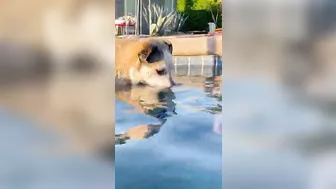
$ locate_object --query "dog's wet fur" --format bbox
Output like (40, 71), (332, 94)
(115, 39), (175, 89)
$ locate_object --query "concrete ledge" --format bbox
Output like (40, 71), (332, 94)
(117, 34), (222, 56)
(155, 35), (222, 56)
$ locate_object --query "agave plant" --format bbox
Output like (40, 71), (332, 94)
(143, 3), (188, 36)
(169, 12), (189, 33)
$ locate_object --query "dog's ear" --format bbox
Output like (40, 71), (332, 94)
(163, 40), (173, 54)
(138, 43), (152, 63)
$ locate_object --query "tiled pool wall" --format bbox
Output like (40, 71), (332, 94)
(172, 55), (222, 78)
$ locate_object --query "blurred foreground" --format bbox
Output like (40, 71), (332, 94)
(223, 0), (336, 189)
(0, 62), (115, 188)
(0, 0), (115, 188)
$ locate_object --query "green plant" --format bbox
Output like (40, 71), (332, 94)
(143, 3), (188, 36)
(191, 0), (210, 10)
(177, 0), (186, 12)
(177, 0), (222, 31)
(170, 12), (189, 33)
(206, 0), (221, 27)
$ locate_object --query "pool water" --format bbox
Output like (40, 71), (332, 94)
(2, 62), (335, 189)
(115, 76), (222, 189)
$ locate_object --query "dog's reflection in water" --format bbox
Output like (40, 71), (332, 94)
(115, 86), (176, 145)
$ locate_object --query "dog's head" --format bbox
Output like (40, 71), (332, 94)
(130, 39), (175, 89)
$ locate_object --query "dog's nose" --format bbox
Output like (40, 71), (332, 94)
(169, 78), (177, 87)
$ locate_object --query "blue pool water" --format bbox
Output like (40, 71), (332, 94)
(115, 77), (222, 189)
(3, 56), (334, 189)
(1, 70), (335, 189)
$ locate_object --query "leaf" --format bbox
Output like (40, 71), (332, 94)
(157, 15), (165, 26)
(150, 24), (158, 35)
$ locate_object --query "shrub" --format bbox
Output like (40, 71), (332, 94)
(177, 0), (222, 32)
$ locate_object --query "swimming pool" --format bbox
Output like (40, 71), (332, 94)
(3, 51), (334, 189)
(115, 56), (222, 189)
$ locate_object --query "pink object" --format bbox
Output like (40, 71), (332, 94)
(115, 23), (136, 27)
(207, 32), (215, 36)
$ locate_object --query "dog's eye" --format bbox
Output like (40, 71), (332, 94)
(156, 69), (167, 76)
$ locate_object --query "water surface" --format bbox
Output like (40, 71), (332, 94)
(115, 76), (222, 189)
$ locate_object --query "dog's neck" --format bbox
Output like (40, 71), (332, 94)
(115, 61), (141, 83)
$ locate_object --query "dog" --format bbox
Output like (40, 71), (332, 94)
(115, 39), (175, 89)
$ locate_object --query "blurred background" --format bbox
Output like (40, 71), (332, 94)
(223, 0), (336, 189)
(0, 0), (115, 188)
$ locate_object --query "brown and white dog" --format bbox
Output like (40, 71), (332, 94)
(115, 39), (175, 89)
